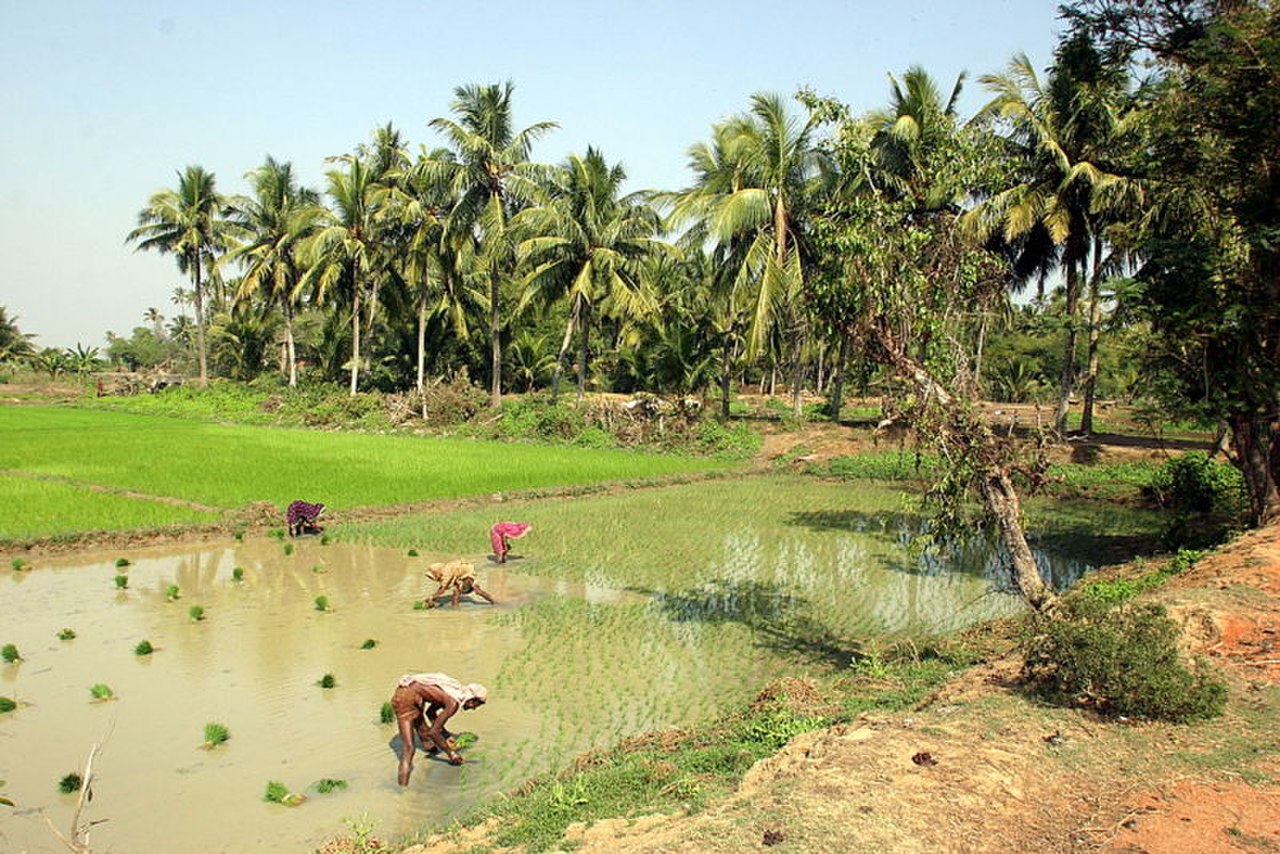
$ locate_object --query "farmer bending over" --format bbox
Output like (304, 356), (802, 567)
(489, 521), (532, 563)
(390, 673), (487, 785)
(424, 560), (496, 608)
(286, 500), (325, 537)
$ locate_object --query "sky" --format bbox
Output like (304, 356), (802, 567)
(0, 0), (1068, 351)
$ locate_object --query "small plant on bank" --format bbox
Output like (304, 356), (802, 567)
(188, 605), (205, 622)
(379, 701), (394, 724)
(134, 640), (155, 656)
(114, 574), (129, 589)
(115, 558), (130, 568)
(90, 683), (114, 701)
(2, 644), (20, 663)
(360, 638), (377, 650)
(232, 567), (244, 582)
(58, 773), (83, 794)
(318, 673), (336, 689)
(165, 584), (180, 601)
(0, 696), (16, 713)
(203, 722), (230, 747)
(1022, 596), (1228, 723)
(58, 628), (76, 640)
(263, 780), (306, 806)
(314, 595), (329, 612)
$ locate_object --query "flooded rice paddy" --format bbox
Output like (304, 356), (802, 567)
(0, 477), (1158, 852)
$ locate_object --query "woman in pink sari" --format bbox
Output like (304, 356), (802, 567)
(489, 521), (531, 563)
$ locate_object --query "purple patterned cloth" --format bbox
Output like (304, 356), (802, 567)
(286, 500), (325, 535)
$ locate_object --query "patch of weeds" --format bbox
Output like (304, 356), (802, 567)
(188, 605), (205, 622)
(337, 813), (382, 853)
(57, 628), (76, 640)
(318, 673), (336, 689)
(1080, 548), (1205, 607)
(263, 780), (306, 806)
(1023, 596), (1227, 722)
(1, 644), (20, 664)
(270, 529), (286, 540)
(203, 722), (230, 747)
(58, 774), (83, 794)
(134, 639), (154, 656)
(90, 683), (114, 701)
(312, 778), (347, 794)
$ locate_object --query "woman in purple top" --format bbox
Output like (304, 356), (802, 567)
(286, 500), (326, 537)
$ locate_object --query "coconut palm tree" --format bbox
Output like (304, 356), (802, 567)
(963, 36), (1132, 434)
(228, 156), (322, 386)
(428, 81), (558, 407)
(0, 306), (36, 363)
(516, 147), (669, 400)
(669, 93), (831, 416)
(128, 166), (239, 386)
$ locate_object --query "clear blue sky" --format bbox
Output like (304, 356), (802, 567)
(0, 0), (1067, 351)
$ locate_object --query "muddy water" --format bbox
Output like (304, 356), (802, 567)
(0, 521), (1094, 852)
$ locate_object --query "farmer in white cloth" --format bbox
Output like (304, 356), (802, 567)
(389, 672), (487, 785)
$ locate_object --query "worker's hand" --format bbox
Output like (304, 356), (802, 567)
(447, 752), (464, 766)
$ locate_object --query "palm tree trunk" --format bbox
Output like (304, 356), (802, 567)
(829, 329), (850, 421)
(790, 325), (804, 418)
(284, 301), (297, 387)
(551, 296), (579, 402)
(1053, 259), (1081, 434)
(1080, 243), (1106, 434)
(192, 257), (208, 387)
(416, 292), (427, 392)
(576, 302), (590, 402)
(720, 337), (734, 420)
(489, 270), (502, 408)
(349, 287), (361, 396)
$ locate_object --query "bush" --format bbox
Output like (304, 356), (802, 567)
(1022, 596), (1227, 723)
(1145, 451), (1246, 516)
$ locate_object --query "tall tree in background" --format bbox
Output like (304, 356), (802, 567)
(229, 156), (321, 386)
(128, 165), (237, 386)
(428, 82), (558, 407)
(517, 147), (668, 400)
(1065, 0), (1280, 523)
(0, 306), (36, 363)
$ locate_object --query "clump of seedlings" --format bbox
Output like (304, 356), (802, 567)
(283, 543), (294, 556)
(270, 529), (286, 540)
(114, 574), (129, 590)
(134, 640), (155, 656)
(58, 773), (83, 794)
(314, 595), (330, 612)
(360, 638), (377, 650)
(90, 683), (114, 701)
(317, 673), (336, 689)
(0, 697), (16, 713)
(203, 722), (230, 748)
(311, 564), (326, 574)
(57, 628), (76, 640)
(10, 557), (29, 571)
(165, 584), (181, 601)
(2, 644), (21, 664)
(188, 605), (205, 622)
(114, 558), (130, 568)
(407, 549), (419, 557)
(232, 567), (245, 582)
(412, 601), (428, 611)
(379, 702), (394, 724)
(312, 778), (347, 794)
(320, 535), (331, 545)
(263, 780), (305, 806)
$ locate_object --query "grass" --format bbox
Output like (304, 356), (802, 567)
(0, 406), (733, 539)
(133, 639), (154, 656)
(1, 644), (19, 663)
(89, 683), (114, 701)
(203, 722), (230, 747)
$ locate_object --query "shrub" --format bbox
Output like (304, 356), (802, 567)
(1023, 597), (1227, 723)
(1145, 451), (1247, 516)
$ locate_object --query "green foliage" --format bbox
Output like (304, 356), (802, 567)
(360, 638), (377, 650)
(312, 778), (347, 794)
(314, 595), (329, 612)
(1, 643), (20, 663)
(10, 557), (28, 570)
(263, 780), (305, 805)
(57, 628), (76, 640)
(1145, 451), (1246, 516)
(58, 773), (83, 794)
(232, 567), (244, 582)
(204, 722), (230, 746)
(113, 573), (129, 589)
(824, 452), (944, 481)
(90, 683), (114, 701)
(379, 701), (394, 724)
(188, 605), (205, 622)
(1023, 597), (1227, 723)
(134, 639), (154, 656)
(165, 584), (180, 600)
(283, 542), (294, 556)
(318, 673), (336, 689)
(114, 557), (130, 568)
(0, 696), (15, 713)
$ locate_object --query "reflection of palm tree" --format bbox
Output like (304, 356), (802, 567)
(429, 82), (557, 407)
(129, 166), (238, 386)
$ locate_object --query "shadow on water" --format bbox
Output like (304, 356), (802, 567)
(634, 579), (866, 669)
